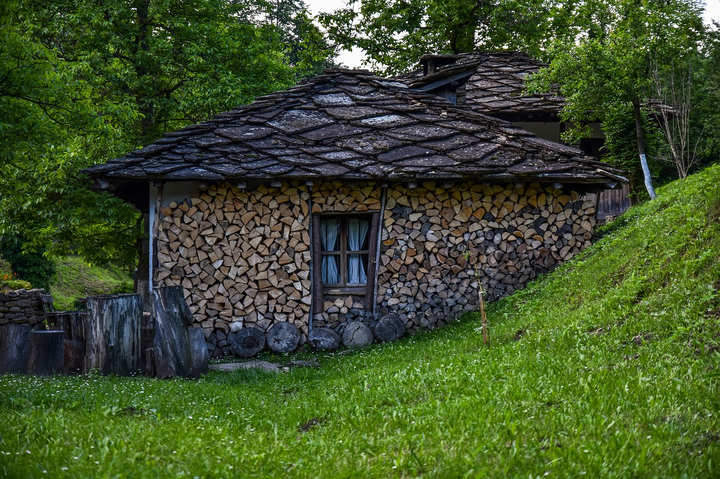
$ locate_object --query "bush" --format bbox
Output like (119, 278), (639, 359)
(0, 235), (55, 290)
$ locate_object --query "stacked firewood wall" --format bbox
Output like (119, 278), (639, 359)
(310, 181), (382, 330)
(154, 182), (312, 356)
(377, 182), (596, 330)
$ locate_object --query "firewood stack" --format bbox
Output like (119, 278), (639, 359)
(375, 181), (595, 330)
(154, 179), (596, 355)
(154, 181), (312, 357)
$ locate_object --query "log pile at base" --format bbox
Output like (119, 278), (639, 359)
(0, 289), (46, 326)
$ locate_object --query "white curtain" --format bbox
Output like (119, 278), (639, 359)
(320, 219), (339, 284)
(347, 218), (369, 284)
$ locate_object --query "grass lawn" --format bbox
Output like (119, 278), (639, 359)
(1, 166), (720, 477)
(50, 256), (133, 311)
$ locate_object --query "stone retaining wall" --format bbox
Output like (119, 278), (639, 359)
(0, 289), (46, 326)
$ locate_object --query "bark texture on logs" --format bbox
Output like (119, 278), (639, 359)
(267, 322), (300, 353)
(188, 327), (209, 378)
(58, 312), (86, 340)
(28, 330), (65, 375)
(84, 294), (142, 376)
(230, 327), (266, 357)
(374, 314), (405, 342)
(0, 324), (31, 374)
(308, 327), (340, 350)
(342, 322), (373, 348)
(151, 286), (193, 378)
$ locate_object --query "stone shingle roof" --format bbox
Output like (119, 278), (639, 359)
(84, 69), (620, 187)
(401, 52), (564, 119)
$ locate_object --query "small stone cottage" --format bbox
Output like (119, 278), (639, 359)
(85, 69), (623, 355)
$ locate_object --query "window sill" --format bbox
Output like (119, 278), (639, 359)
(323, 286), (367, 296)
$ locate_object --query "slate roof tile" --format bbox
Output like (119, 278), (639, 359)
(84, 68), (621, 186)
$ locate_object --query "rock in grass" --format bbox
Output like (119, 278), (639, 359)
(308, 327), (340, 350)
(267, 322), (300, 353)
(373, 314), (405, 342)
(230, 327), (265, 358)
(342, 322), (373, 349)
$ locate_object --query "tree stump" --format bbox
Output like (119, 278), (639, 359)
(63, 339), (86, 375)
(342, 322), (373, 349)
(267, 322), (300, 353)
(84, 294), (142, 376)
(28, 330), (65, 375)
(373, 314), (405, 342)
(151, 286), (193, 378)
(308, 327), (340, 350)
(0, 324), (31, 374)
(188, 327), (209, 378)
(230, 327), (266, 358)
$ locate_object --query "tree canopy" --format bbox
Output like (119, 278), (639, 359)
(0, 0), (334, 271)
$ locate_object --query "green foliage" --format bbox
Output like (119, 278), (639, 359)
(319, 0), (554, 74)
(50, 256), (134, 311)
(0, 236), (56, 290)
(1, 165), (719, 477)
(1, 0), (319, 267)
(527, 0), (706, 190)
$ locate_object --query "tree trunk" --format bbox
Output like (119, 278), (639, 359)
(633, 99), (657, 199)
(28, 330), (65, 375)
(0, 324), (31, 374)
(84, 294), (143, 375)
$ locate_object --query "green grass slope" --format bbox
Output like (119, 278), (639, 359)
(50, 256), (133, 310)
(1, 166), (720, 478)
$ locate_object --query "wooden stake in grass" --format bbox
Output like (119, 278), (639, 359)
(479, 285), (489, 346)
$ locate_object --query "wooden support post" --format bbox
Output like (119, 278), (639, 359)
(151, 286), (193, 378)
(188, 327), (209, 378)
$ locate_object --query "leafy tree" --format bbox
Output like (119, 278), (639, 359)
(0, 235), (56, 291)
(0, 0), (307, 268)
(319, 0), (554, 75)
(528, 0), (705, 198)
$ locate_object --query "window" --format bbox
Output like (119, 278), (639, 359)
(312, 213), (380, 311)
(320, 217), (370, 287)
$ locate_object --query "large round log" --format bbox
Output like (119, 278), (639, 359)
(374, 314), (406, 343)
(267, 322), (300, 353)
(342, 322), (373, 349)
(308, 327), (340, 351)
(63, 339), (86, 375)
(188, 327), (209, 378)
(0, 324), (31, 374)
(230, 327), (266, 358)
(28, 330), (65, 375)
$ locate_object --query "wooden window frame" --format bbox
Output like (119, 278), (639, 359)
(312, 212), (380, 312)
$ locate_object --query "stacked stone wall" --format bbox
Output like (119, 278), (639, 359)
(0, 289), (46, 326)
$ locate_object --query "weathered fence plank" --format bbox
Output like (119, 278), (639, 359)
(28, 330), (65, 375)
(0, 324), (31, 374)
(84, 294), (142, 376)
(188, 327), (209, 378)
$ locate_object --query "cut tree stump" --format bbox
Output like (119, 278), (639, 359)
(373, 314), (405, 342)
(267, 322), (300, 353)
(188, 327), (209, 378)
(230, 327), (266, 358)
(308, 327), (340, 350)
(151, 286), (193, 378)
(0, 324), (31, 374)
(28, 330), (65, 375)
(342, 322), (373, 349)
(84, 294), (142, 376)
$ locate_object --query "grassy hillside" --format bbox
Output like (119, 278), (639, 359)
(1, 166), (719, 477)
(49, 256), (133, 310)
